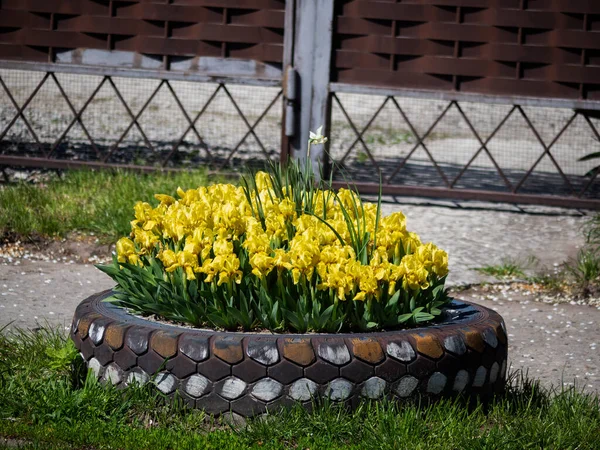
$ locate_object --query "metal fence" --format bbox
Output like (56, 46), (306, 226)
(0, 69), (282, 171)
(1, 0), (600, 208)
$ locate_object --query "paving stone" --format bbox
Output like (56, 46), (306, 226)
(348, 338), (384, 364)
(386, 340), (416, 362)
(489, 362), (500, 384)
(198, 356), (230, 380)
(220, 377), (247, 400)
(407, 355), (436, 378)
(316, 339), (351, 365)
(125, 327), (152, 355)
(88, 318), (111, 346)
(166, 353), (197, 379)
(232, 358), (267, 383)
(104, 323), (130, 350)
(482, 328), (498, 349)
(179, 334), (210, 362)
(453, 370), (470, 392)
(155, 372), (178, 394)
(395, 376), (419, 398)
(413, 333), (444, 359)
(247, 338), (279, 365)
(126, 368), (150, 386)
(281, 338), (315, 366)
(212, 335), (244, 364)
(268, 359), (303, 384)
(198, 392), (230, 415)
(375, 358), (407, 382)
(473, 366), (487, 387)
(443, 335), (466, 356)
(137, 350), (167, 375)
(340, 358), (374, 383)
(88, 357), (104, 379)
(361, 376), (386, 399)
(289, 378), (318, 402)
(325, 378), (354, 401)
(252, 378), (283, 402)
(427, 372), (447, 394)
(150, 330), (180, 359)
(184, 374), (210, 398)
(305, 359), (338, 383)
(231, 395), (267, 416)
(113, 346), (138, 371)
(103, 363), (123, 385)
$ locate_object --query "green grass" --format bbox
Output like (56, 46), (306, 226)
(0, 169), (219, 243)
(475, 260), (527, 279)
(0, 327), (599, 449)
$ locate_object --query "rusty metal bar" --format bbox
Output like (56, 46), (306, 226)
(332, 181), (600, 210)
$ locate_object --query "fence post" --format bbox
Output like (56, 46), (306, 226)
(289, 0), (335, 178)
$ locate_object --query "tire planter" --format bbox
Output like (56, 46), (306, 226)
(71, 290), (508, 418)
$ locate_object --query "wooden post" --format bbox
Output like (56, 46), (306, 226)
(290, 0), (334, 178)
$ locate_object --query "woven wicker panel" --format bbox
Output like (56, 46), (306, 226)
(0, 0), (285, 69)
(332, 0), (600, 101)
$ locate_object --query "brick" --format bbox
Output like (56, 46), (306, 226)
(150, 330), (180, 359)
(232, 358), (267, 383)
(166, 353), (197, 379)
(231, 395), (266, 417)
(315, 338), (350, 366)
(77, 313), (103, 339)
(375, 358), (407, 382)
(281, 337), (315, 366)
(79, 337), (95, 361)
(436, 353), (459, 373)
(413, 333), (444, 360)
(113, 346), (138, 371)
(247, 337), (279, 365)
(125, 327), (152, 355)
(212, 335), (243, 364)
(104, 323), (130, 351)
(386, 339), (416, 362)
(305, 359), (338, 384)
(251, 378), (283, 402)
(183, 374), (211, 398)
(217, 377), (247, 400)
(348, 337), (384, 364)
(89, 318), (112, 346)
(340, 358), (374, 383)
(461, 328), (486, 353)
(179, 334), (210, 362)
(197, 392), (230, 415)
(93, 343), (114, 366)
(268, 359), (302, 384)
(137, 350), (167, 375)
(198, 356), (230, 380)
(407, 355), (436, 379)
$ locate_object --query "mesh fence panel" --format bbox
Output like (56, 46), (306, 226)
(330, 92), (600, 199)
(0, 69), (282, 170)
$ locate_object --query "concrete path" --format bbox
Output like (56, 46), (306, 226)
(1, 198), (597, 391)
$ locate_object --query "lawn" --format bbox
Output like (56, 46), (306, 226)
(0, 169), (220, 243)
(0, 327), (598, 450)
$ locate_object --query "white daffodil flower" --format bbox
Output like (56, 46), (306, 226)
(308, 126), (328, 145)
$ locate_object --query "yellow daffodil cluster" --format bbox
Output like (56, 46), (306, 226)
(116, 174), (448, 303)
